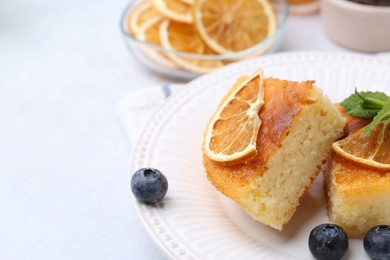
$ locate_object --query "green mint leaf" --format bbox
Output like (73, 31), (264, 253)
(363, 97), (387, 109)
(356, 90), (390, 103)
(340, 90), (381, 118)
(361, 92), (390, 109)
(364, 104), (390, 136)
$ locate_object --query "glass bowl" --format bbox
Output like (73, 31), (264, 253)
(120, 0), (289, 80)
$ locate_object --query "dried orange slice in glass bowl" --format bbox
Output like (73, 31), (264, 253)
(332, 120), (390, 171)
(127, 1), (161, 35)
(153, 0), (193, 23)
(120, 0), (288, 79)
(159, 19), (224, 73)
(194, 0), (278, 55)
(203, 69), (264, 165)
(136, 17), (178, 68)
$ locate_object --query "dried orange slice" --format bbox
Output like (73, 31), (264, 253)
(159, 19), (224, 73)
(194, 0), (277, 54)
(153, 0), (193, 23)
(136, 17), (177, 68)
(203, 69), (265, 165)
(127, 1), (161, 35)
(332, 120), (390, 171)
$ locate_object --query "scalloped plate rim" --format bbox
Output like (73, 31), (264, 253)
(129, 51), (390, 260)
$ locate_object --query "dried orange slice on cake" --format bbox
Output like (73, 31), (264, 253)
(194, 0), (277, 55)
(203, 69), (265, 165)
(127, 1), (161, 35)
(332, 120), (390, 170)
(153, 0), (193, 23)
(159, 19), (223, 73)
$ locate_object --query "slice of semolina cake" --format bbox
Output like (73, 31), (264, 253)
(203, 76), (346, 230)
(324, 107), (390, 238)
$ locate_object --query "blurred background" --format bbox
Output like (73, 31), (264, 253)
(0, 0), (388, 259)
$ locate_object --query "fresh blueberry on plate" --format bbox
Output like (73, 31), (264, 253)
(131, 167), (168, 204)
(364, 225), (390, 260)
(308, 223), (349, 260)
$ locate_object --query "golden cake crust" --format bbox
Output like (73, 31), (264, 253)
(331, 106), (390, 191)
(203, 78), (315, 201)
(325, 106), (390, 237)
(332, 156), (390, 195)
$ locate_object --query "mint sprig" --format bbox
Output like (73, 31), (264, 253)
(340, 89), (390, 136)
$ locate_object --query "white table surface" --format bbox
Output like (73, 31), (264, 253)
(0, 0), (360, 259)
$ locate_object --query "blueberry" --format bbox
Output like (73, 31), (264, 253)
(131, 168), (168, 204)
(308, 223), (349, 260)
(364, 225), (390, 260)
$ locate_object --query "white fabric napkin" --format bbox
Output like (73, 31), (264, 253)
(118, 53), (390, 145)
(117, 84), (183, 144)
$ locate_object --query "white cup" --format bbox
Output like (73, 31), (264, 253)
(321, 0), (390, 52)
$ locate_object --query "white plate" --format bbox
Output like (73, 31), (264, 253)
(130, 52), (390, 260)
